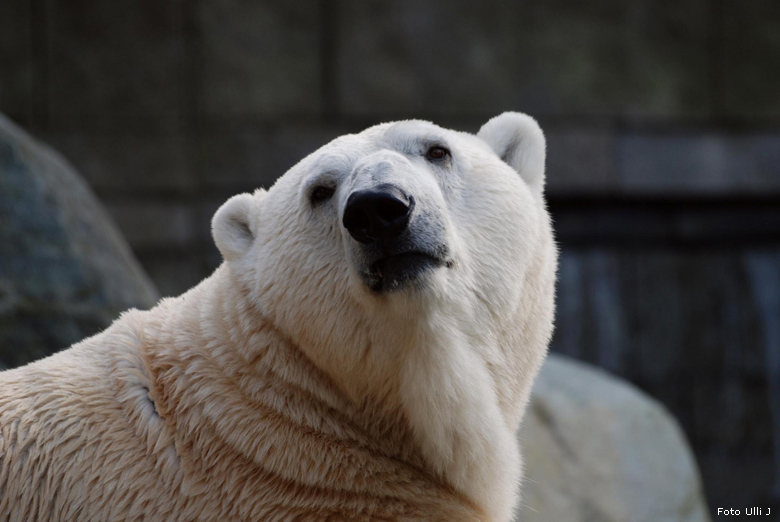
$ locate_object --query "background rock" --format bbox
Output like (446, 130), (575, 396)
(519, 354), (710, 522)
(0, 113), (158, 369)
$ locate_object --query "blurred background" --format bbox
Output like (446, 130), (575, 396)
(1, 0), (779, 515)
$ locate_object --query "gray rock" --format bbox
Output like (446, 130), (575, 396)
(518, 355), (710, 522)
(0, 113), (158, 369)
(336, 0), (710, 119)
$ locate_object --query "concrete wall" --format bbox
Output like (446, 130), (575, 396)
(2, 0), (779, 512)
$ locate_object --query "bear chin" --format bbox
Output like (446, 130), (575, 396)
(365, 252), (449, 293)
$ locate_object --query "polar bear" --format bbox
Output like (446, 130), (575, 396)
(0, 113), (556, 522)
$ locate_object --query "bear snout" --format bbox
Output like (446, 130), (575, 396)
(341, 183), (452, 292)
(342, 184), (414, 244)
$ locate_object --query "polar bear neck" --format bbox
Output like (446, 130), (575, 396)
(241, 262), (524, 521)
(238, 263), (525, 520)
(140, 265), (487, 520)
(396, 303), (522, 522)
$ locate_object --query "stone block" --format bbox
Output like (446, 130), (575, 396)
(45, 133), (194, 193)
(618, 133), (780, 194)
(136, 252), (210, 299)
(194, 124), (349, 191)
(545, 127), (617, 194)
(196, 0), (322, 121)
(336, 0), (710, 119)
(0, 0), (33, 126)
(722, 1), (780, 120)
(104, 200), (197, 250)
(46, 0), (186, 132)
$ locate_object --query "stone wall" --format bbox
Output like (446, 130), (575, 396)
(2, 0), (779, 513)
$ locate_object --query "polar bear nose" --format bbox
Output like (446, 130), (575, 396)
(342, 185), (413, 244)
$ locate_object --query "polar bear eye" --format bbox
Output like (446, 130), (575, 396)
(310, 186), (335, 204)
(425, 146), (450, 161)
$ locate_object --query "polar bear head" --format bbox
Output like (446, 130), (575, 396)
(212, 112), (557, 519)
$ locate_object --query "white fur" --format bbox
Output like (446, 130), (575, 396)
(212, 189), (266, 261)
(215, 112), (557, 520)
(1, 112), (556, 521)
(478, 112), (547, 196)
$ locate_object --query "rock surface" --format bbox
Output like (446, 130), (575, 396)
(518, 354), (711, 522)
(0, 114), (158, 369)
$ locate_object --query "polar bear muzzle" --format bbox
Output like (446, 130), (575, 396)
(342, 183), (450, 293)
(342, 184), (413, 243)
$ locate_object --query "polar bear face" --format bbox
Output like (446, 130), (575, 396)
(212, 111), (554, 412)
(212, 113), (556, 519)
(217, 116), (544, 290)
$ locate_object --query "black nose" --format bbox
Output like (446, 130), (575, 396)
(342, 185), (413, 244)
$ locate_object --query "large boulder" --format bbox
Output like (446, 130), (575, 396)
(0, 114), (158, 369)
(519, 354), (710, 522)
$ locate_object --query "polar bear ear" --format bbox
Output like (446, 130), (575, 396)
(212, 190), (265, 262)
(477, 112), (546, 196)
